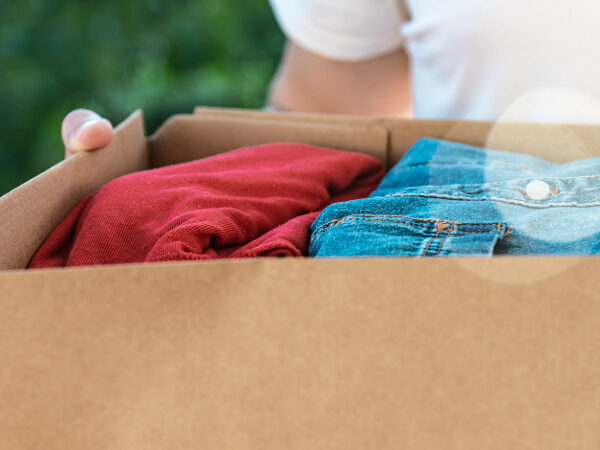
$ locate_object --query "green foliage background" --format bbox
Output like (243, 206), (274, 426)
(0, 0), (285, 195)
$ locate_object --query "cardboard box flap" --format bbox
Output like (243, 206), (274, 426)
(194, 105), (379, 127)
(0, 111), (147, 271)
(0, 256), (598, 448)
(149, 114), (389, 168)
(384, 118), (600, 165)
(198, 108), (600, 165)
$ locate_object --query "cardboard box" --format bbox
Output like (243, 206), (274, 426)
(1, 108), (600, 449)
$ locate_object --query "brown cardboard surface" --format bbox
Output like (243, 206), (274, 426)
(195, 107), (600, 165)
(1, 107), (600, 448)
(0, 111), (147, 270)
(1, 256), (599, 449)
(194, 105), (379, 127)
(148, 114), (388, 167)
(384, 119), (600, 165)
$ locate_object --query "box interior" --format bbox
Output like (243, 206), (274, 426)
(4, 107), (600, 271)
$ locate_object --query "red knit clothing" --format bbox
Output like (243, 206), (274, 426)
(28, 143), (384, 268)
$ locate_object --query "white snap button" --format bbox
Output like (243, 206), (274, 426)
(525, 180), (550, 200)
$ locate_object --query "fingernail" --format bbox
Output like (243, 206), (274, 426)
(70, 119), (101, 151)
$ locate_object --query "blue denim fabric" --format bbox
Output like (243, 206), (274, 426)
(309, 138), (600, 257)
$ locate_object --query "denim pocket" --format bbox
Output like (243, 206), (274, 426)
(309, 214), (508, 257)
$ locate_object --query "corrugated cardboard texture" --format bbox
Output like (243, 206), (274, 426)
(0, 111), (147, 270)
(1, 257), (599, 449)
(148, 114), (388, 168)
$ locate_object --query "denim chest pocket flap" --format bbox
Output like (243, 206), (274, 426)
(309, 214), (508, 257)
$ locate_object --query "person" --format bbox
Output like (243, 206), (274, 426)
(61, 0), (600, 158)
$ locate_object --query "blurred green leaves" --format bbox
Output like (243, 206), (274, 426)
(0, 0), (285, 194)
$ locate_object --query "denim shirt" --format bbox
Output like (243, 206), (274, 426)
(309, 138), (600, 257)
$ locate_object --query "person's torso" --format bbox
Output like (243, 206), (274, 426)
(399, 0), (600, 122)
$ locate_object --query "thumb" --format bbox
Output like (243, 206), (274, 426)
(62, 109), (113, 158)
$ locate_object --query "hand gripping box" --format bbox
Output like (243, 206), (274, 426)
(1, 107), (600, 449)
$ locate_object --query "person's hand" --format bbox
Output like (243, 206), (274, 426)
(61, 109), (113, 159)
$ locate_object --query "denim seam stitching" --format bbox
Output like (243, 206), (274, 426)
(422, 224), (443, 256)
(311, 216), (503, 243)
(382, 193), (600, 208)
(382, 174), (600, 187)
(391, 161), (534, 173)
(311, 213), (502, 239)
(435, 226), (453, 257)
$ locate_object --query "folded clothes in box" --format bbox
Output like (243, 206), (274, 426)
(311, 138), (600, 257)
(28, 143), (384, 267)
(27, 133), (600, 267)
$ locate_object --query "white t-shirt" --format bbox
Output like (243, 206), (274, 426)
(270, 0), (600, 123)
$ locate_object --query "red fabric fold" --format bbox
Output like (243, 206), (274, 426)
(28, 143), (384, 268)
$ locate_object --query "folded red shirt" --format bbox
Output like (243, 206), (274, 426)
(28, 143), (384, 268)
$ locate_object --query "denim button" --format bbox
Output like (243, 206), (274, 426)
(525, 180), (550, 200)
